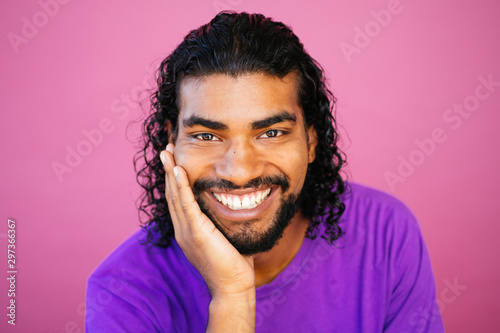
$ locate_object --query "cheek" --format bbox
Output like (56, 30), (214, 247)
(173, 146), (219, 183)
(292, 160), (309, 191)
(265, 148), (309, 190)
(173, 148), (200, 183)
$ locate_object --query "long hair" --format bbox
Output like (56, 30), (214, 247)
(134, 11), (347, 247)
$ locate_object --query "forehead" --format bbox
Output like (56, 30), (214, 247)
(177, 72), (302, 124)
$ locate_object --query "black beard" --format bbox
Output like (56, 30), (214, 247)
(192, 175), (301, 255)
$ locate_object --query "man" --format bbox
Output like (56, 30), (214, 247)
(86, 11), (444, 332)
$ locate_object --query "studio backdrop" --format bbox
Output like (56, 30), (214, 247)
(1, 0), (499, 332)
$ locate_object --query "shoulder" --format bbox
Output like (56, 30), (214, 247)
(339, 185), (444, 331)
(85, 228), (207, 330)
(87, 228), (169, 305)
(88, 227), (198, 289)
(89, 228), (163, 281)
(338, 182), (424, 259)
(343, 182), (415, 216)
(341, 182), (419, 231)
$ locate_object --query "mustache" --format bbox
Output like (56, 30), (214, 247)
(192, 174), (290, 194)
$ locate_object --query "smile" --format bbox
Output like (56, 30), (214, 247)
(212, 188), (272, 210)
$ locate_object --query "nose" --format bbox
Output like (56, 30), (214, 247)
(215, 139), (264, 187)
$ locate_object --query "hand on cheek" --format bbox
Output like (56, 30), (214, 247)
(159, 144), (256, 298)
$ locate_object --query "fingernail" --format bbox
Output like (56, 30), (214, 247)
(160, 153), (166, 165)
(173, 166), (179, 178)
(166, 144), (174, 154)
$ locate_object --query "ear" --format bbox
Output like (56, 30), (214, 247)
(307, 126), (318, 164)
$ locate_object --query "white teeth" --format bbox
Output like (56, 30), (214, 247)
(256, 192), (262, 203)
(233, 197), (242, 209)
(213, 188), (272, 210)
(242, 196), (250, 209)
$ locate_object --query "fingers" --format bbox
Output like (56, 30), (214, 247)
(173, 165), (204, 225)
(160, 144), (205, 238)
(160, 144), (184, 237)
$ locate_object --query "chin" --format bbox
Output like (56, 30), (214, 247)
(199, 193), (300, 256)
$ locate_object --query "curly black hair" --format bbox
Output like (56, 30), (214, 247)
(134, 11), (347, 248)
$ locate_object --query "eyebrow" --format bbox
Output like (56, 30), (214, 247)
(182, 110), (297, 131)
(183, 116), (228, 130)
(251, 111), (297, 130)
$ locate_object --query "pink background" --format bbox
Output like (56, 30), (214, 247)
(1, 0), (499, 331)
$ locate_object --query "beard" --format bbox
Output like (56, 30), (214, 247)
(192, 175), (302, 255)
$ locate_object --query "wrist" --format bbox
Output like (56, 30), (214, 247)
(210, 288), (256, 307)
(207, 290), (256, 332)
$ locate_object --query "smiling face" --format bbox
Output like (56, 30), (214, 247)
(172, 72), (317, 255)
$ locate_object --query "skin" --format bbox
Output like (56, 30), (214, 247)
(160, 72), (317, 331)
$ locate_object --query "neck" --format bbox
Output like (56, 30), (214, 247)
(252, 212), (310, 287)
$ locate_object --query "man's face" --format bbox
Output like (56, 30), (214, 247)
(171, 72), (317, 255)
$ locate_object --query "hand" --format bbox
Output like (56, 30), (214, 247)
(160, 143), (256, 298)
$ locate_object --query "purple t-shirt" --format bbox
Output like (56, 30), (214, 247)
(86, 183), (444, 332)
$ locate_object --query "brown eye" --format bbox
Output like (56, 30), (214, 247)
(260, 130), (283, 138)
(195, 133), (218, 141)
(266, 130), (278, 137)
